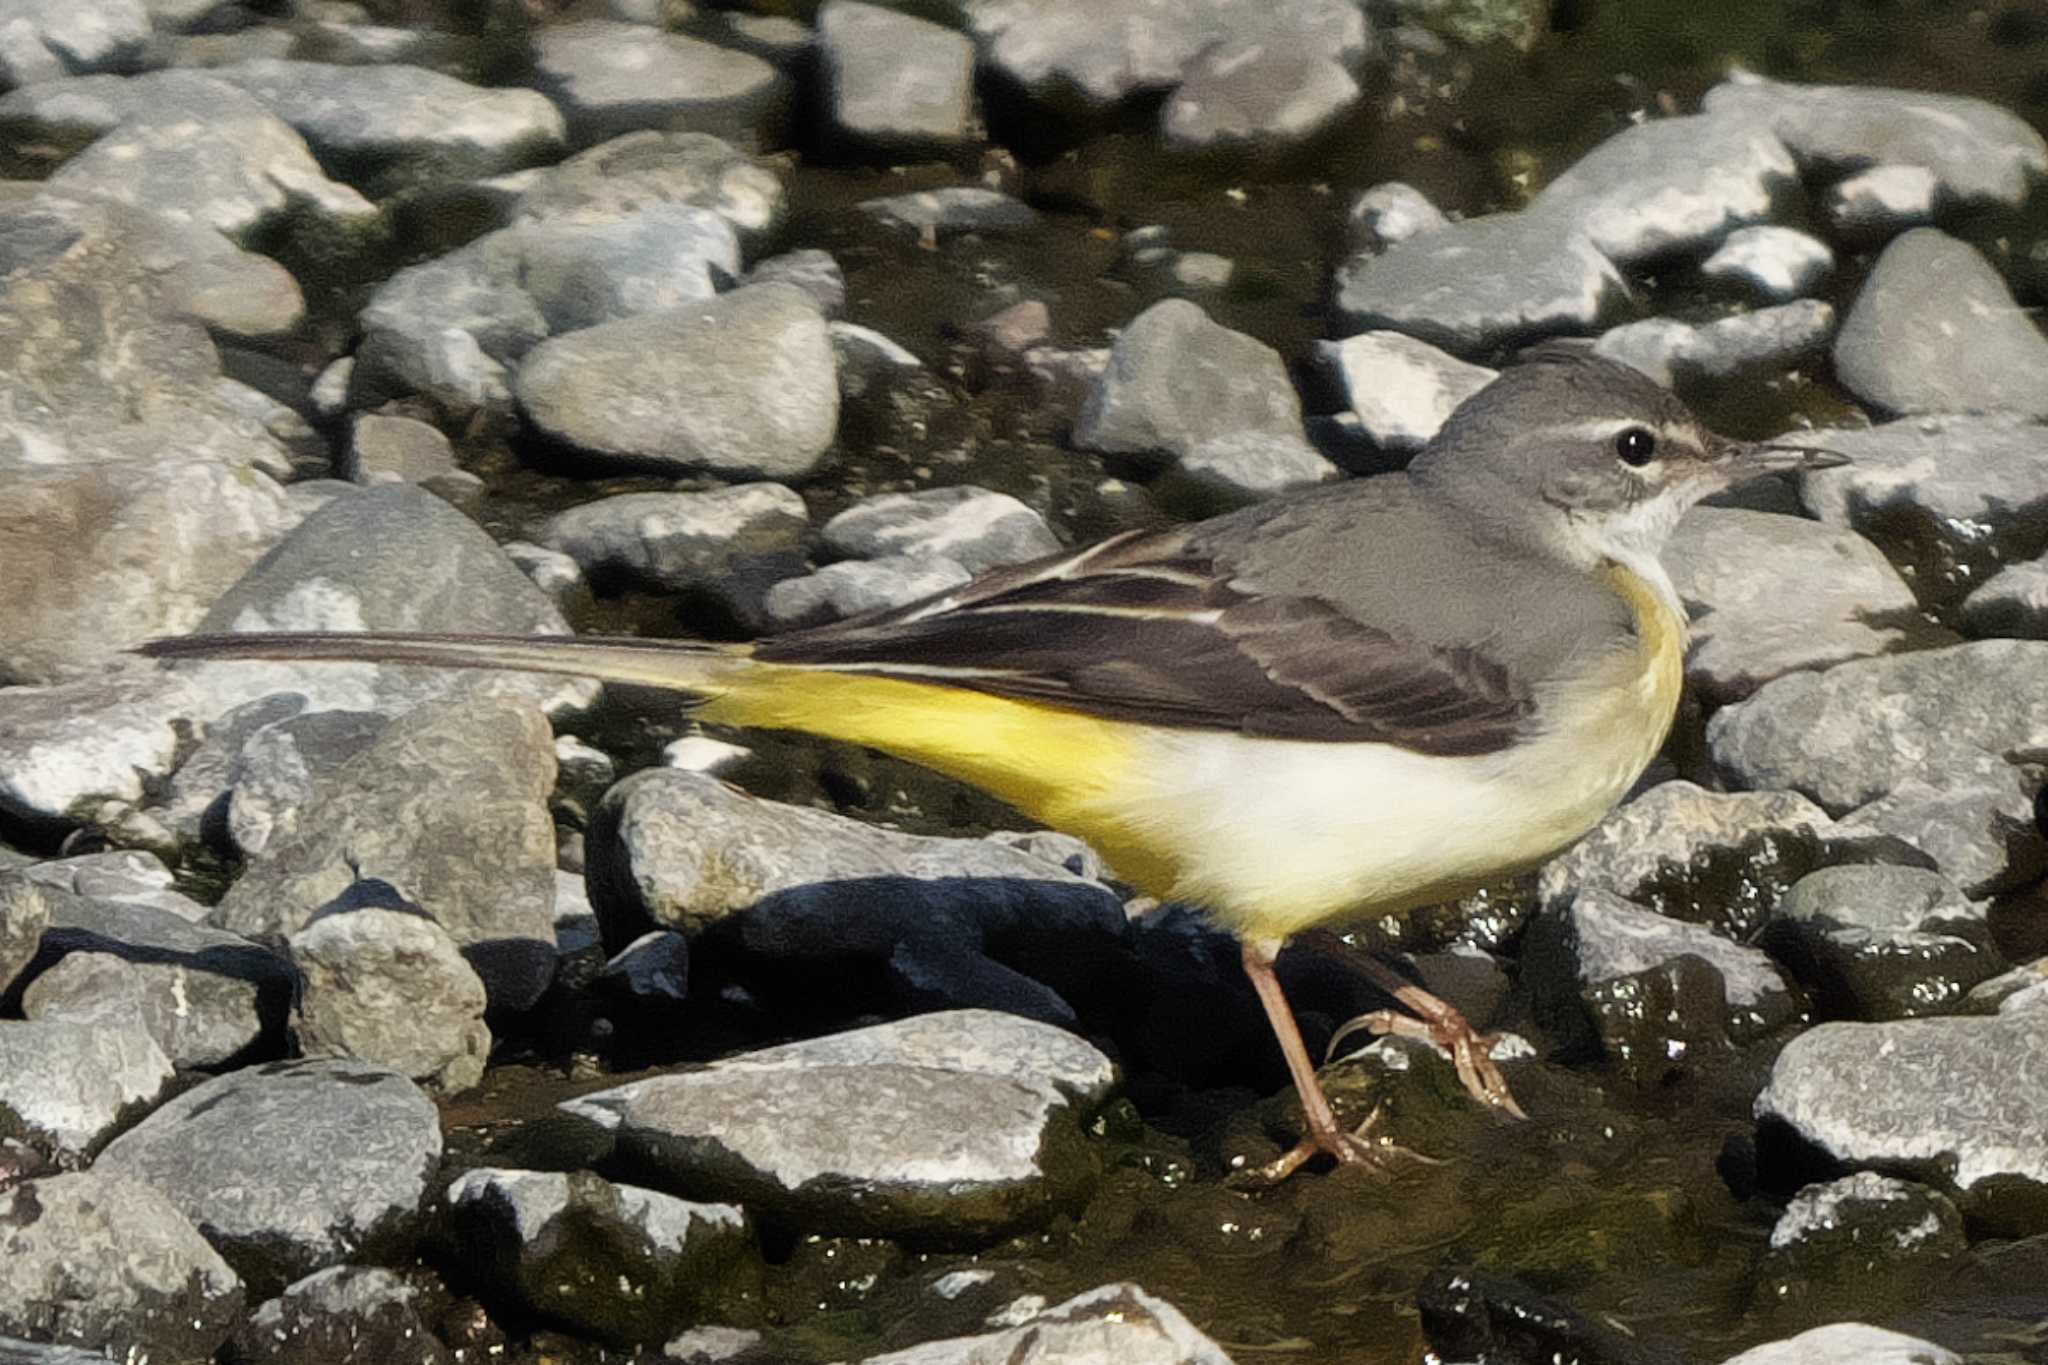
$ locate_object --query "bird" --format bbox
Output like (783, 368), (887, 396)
(143, 350), (1844, 1180)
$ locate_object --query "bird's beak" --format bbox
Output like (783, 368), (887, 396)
(1710, 437), (1850, 486)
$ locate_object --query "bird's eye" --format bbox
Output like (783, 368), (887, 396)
(1614, 427), (1658, 467)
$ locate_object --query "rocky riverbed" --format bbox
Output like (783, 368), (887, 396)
(1, 1), (2046, 1363)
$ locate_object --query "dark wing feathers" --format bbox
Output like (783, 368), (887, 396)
(752, 529), (1533, 756)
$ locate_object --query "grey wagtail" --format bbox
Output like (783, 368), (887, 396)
(142, 351), (1844, 1178)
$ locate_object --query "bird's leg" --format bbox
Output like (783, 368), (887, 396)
(1324, 955), (1527, 1121)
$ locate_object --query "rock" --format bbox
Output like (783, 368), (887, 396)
(444, 1168), (757, 1346)
(344, 414), (458, 486)
(0, 874), (46, 991)
(153, 698), (388, 856)
(1153, 432), (1340, 513)
(1831, 230), (2048, 419)
(537, 484), (809, 631)
(0, 1012), (171, 1161)
(507, 130), (787, 249)
(289, 907), (492, 1093)
(515, 284), (838, 481)
(1332, 212), (1627, 355)
(1160, 40), (1360, 155)
(1075, 299), (1306, 468)
(1703, 72), (2048, 209)
(598, 930), (691, 1003)
(857, 187), (1040, 238)
(969, 298), (1051, 357)
(562, 1009), (1114, 1242)
(1830, 777), (2042, 897)
(1315, 331), (1496, 453)
(1663, 506), (1917, 703)
(532, 20), (790, 150)
(746, 248), (844, 317)
(1346, 181), (1447, 254)
(1416, 1268), (1649, 1365)
(678, 10), (814, 70)
(177, 482), (597, 721)
(505, 540), (585, 607)
(1531, 113), (1796, 264)
(1765, 864), (2001, 1020)
(1961, 553), (2048, 639)
(821, 486), (1060, 576)
(212, 697), (560, 1014)
(0, 0), (147, 89)
(1968, 957), (2048, 1015)
(1699, 225), (1834, 301)
(818, 2), (978, 154)
(664, 1324), (770, 1363)
(0, 669), (196, 826)
(231, 1265), (450, 1365)
(204, 59), (568, 195)
(1757, 1013), (2048, 1233)
(12, 849), (191, 916)
(1757, 1172), (1966, 1312)
(852, 1283), (1233, 1364)
(96, 1059), (443, 1296)
(1825, 164), (1938, 235)
(763, 555), (974, 629)
(1594, 300), (1835, 386)
(1714, 1324), (1960, 1365)
(0, 1173), (241, 1361)
(16, 882), (291, 1067)
(831, 320), (924, 391)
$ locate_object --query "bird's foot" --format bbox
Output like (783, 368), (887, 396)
(1327, 991), (1528, 1121)
(1227, 1103), (1444, 1188)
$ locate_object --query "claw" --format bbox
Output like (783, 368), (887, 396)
(1326, 984), (1528, 1121)
(1227, 1102), (1446, 1189)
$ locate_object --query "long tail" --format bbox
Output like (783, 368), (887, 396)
(135, 631), (749, 695)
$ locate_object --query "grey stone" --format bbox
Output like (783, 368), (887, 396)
(0, 874), (47, 992)
(819, 2), (978, 153)
(1595, 299), (1835, 387)
(1831, 777), (2042, 898)
(1757, 1013), (2048, 1233)
(822, 486), (1060, 575)
(1765, 863), (1999, 1019)
(154, 699), (388, 857)
(1314, 331), (1495, 452)
(344, 414), (458, 486)
(664, 1325), (768, 1363)
(516, 284), (838, 481)
(599, 930), (691, 1002)
(533, 21), (789, 150)
(290, 907), (492, 1093)
(1346, 181), (1447, 254)
(1832, 230), (2048, 419)
(1757, 1173), (1968, 1325)
(1664, 505), (1917, 703)
(1075, 299), (1306, 466)
(1777, 864), (1976, 936)
(970, 298), (1051, 357)
(1546, 885), (1793, 1023)
(0, 1173), (241, 1361)
(508, 130), (788, 248)
(1961, 553), (2048, 639)
(0, 1011), (170, 1159)
(0, 0), (146, 90)
(444, 1168), (756, 1345)
(1332, 211), (1627, 355)
(309, 357), (353, 421)
(1154, 432), (1339, 512)
(1968, 957), (2048, 1015)
(831, 320), (924, 391)
(1715, 1324), (1959, 1365)
(746, 247), (844, 317)
(505, 540), (586, 606)
(858, 187), (1040, 238)
(204, 60), (567, 195)
(851, 1282), (1234, 1364)
(97, 1059), (443, 1296)
(233, 1265), (450, 1365)
(562, 1009), (1114, 1241)
(212, 697), (560, 1013)
(1160, 39), (1359, 154)
(763, 555), (972, 629)
(14, 849), (197, 916)
(1703, 72), (2048, 209)
(1700, 225), (1834, 301)
(1826, 164), (1938, 235)
(679, 9), (813, 69)
(1532, 112), (1796, 264)
(0, 668), (197, 827)
(537, 483), (809, 630)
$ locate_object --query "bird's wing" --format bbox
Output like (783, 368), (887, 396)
(752, 528), (1535, 756)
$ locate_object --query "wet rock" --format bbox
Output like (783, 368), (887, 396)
(537, 484), (809, 631)
(1160, 39), (1360, 155)
(822, 486), (1061, 576)
(1703, 73), (2048, 209)
(1756, 1013), (2048, 1234)
(562, 1009), (1114, 1242)
(0, 0), (147, 90)
(763, 554), (973, 629)
(1715, 1323), (1960, 1365)
(1595, 300), (1835, 386)
(1663, 506), (1916, 703)
(289, 906), (492, 1093)
(0, 1173), (241, 1361)
(0, 1011), (171, 1161)
(746, 247), (844, 317)
(1754, 1173), (1965, 1315)
(1075, 299), (1307, 468)
(1961, 553), (2048, 639)
(1154, 432), (1339, 513)
(444, 1168), (757, 1346)
(516, 284), (837, 481)
(852, 1282), (1232, 1363)
(1531, 112), (1796, 264)
(16, 882), (290, 1067)
(1765, 864), (2001, 1021)
(212, 697), (559, 1013)
(204, 59), (568, 195)
(345, 414), (458, 487)
(1539, 781), (1836, 940)
(532, 20), (790, 151)
(1832, 230), (2048, 419)
(1699, 225), (1833, 300)
(819, 2), (978, 155)
(1417, 1268), (1657, 1365)
(1577, 953), (1747, 1084)
(1825, 164), (1938, 235)
(857, 186), (1040, 238)
(1332, 212), (1627, 355)
(96, 1059), (442, 1296)
(1346, 181), (1447, 254)
(176, 482), (596, 720)
(506, 131), (787, 249)
(1315, 331), (1495, 454)
(232, 1265), (451, 1365)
